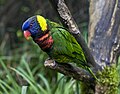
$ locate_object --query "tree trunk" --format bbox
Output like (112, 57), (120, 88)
(89, 0), (120, 93)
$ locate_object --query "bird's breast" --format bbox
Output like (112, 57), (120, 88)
(34, 32), (54, 51)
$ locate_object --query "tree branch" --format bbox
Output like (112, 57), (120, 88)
(49, 0), (100, 69)
(44, 58), (95, 83)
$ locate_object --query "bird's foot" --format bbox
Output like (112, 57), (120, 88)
(44, 58), (56, 68)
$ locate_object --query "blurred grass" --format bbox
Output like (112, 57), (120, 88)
(0, 32), (80, 94)
(0, 57), (79, 94)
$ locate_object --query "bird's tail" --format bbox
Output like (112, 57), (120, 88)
(87, 67), (98, 80)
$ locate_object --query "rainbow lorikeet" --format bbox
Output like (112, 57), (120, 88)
(22, 15), (96, 79)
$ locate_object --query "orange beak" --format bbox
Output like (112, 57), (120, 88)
(24, 30), (31, 40)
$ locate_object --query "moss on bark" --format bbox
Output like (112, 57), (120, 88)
(95, 65), (119, 94)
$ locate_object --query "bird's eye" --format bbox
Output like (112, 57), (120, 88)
(29, 20), (35, 29)
(29, 23), (33, 28)
(30, 23), (32, 26)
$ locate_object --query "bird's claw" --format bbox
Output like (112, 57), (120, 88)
(44, 58), (56, 68)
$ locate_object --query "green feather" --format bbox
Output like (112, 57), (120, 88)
(47, 19), (87, 68)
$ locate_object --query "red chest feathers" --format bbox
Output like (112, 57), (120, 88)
(34, 32), (54, 51)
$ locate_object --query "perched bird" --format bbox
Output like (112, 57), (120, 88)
(22, 15), (96, 79)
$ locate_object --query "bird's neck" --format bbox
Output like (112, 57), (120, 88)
(33, 30), (54, 51)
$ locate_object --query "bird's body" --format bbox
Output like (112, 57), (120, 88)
(22, 15), (95, 76)
(47, 20), (87, 68)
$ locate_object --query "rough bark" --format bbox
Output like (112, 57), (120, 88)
(89, 0), (120, 93)
(89, 0), (120, 67)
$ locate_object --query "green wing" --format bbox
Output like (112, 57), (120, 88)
(49, 26), (88, 68)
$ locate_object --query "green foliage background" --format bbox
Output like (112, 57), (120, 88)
(0, 0), (120, 94)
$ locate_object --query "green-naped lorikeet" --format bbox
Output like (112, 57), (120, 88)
(22, 15), (97, 79)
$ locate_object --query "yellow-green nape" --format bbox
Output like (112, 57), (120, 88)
(36, 15), (47, 31)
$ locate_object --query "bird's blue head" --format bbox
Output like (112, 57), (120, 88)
(22, 15), (47, 40)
